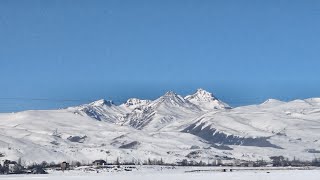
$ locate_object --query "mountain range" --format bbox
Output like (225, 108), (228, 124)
(0, 89), (320, 165)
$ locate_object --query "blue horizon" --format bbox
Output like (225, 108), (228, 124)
(0, 86), (319, 113)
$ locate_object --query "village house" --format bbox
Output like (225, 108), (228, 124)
(93, 160), (107, 166)
(60, 161), (69, 172)
(1, 160), (20, 174)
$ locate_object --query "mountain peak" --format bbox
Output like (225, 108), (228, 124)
(196, 88), (207, 92)
(152, 91), (190, 107)
(125, 98), (151, 107)
(261, 99), (284, 106)
(195, 88), (216, 101)
(186, 88), (217, 102)
(161, 91), (187, 102)
(90, 99), (114, 107)
(126, 98), (142, 105)
(185, 89), (230, 110)
(164, 91), (177, 97)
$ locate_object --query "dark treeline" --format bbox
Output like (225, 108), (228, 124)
(269, 156), (320, 167)
(1, 156), (320, 175)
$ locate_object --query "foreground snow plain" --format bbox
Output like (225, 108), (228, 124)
(0, 167), (320, 180)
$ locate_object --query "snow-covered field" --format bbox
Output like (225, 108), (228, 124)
(0, 167), (320, 180)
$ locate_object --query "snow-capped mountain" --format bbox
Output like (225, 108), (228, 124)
(68, 90), (218, 131)
(151, 91), (201, 111)
(120, 98), (151, 110)
(185, 89), (231, 110)
(0, 88), (320, 165)
(123, 91), (202, 131)
(67, 99), (128, 123)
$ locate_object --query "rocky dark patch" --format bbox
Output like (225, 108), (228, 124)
(183, 122), (282, 149)
(67, 135), (87, 143)
(306, 149), (320, 153)
(119, 141), (140, 149)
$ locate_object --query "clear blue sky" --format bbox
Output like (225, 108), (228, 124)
(1, 0), (320, 112)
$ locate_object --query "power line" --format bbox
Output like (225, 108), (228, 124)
(0, 97), (94, 102)
(0, 96), (310, 103)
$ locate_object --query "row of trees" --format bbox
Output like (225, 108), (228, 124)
(100, 156), (320, 167)
(1, 156), (320, 175)
(269, 156), (320, 167)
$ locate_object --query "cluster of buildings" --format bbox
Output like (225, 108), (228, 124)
(0, 160), (21, 174)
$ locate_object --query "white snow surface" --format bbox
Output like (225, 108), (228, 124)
(0, 89), (320, 164)
(1, 167), (320, 180)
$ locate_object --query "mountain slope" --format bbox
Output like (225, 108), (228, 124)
(0, 110), (227, 164)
